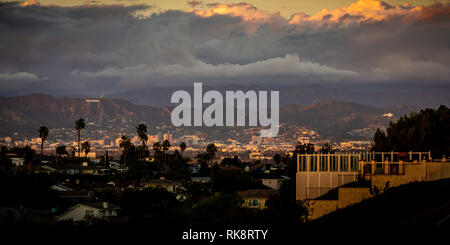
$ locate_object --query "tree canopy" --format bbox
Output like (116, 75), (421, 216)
(373, 105), (450, 158)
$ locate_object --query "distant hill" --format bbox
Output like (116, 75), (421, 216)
(0, 94), (419, 138)
(0, 94), (170, 127)
(107, 84), (450, 108)
(280, 101), (418, 136)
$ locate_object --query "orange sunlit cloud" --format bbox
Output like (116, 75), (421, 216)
(187, 2), (276, 22)
(187, 0), (449, 26)
(20, 0), (40, 6)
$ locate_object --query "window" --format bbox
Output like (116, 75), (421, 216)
(248, 199), (259, 207)
(330, 156), (338, 171)
(320, 156), (328, 171)
(85, 210), (94, 217)
(299, 156), (307, 171)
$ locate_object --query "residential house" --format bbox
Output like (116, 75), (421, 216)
(56, 202), (120, 222)
(140, 177), (182, 193)
(237, 189), (278, 209)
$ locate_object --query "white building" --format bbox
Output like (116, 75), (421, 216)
(56, 202), (120, 222)
(296, 153), (361, 200)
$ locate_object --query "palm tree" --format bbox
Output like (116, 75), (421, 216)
(162, 140), (171, 171)
(38, 126), (49, 165)
(153, 141), (162, 156)
(82, 141), (91, 158)
(119, 135), (132, 167)
(162, 140), (171, 155)
(179, 142), (187, 156)
(153, 142), (163, 170)
(75, 118), (85, 162)
(136, 123), (148, 148)
(206, 143), (217, 166)
(205, 143), (218, 189)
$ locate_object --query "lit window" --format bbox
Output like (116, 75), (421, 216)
(248, 199), (259, 207)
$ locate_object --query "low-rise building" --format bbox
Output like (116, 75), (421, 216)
(140, 177), (181, 192)
(237, 189), (278, 209)
(56, 202), (120, 222)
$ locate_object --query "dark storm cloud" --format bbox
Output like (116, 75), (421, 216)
(0, 1), (449, 95)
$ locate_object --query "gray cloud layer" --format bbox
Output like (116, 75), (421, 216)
(0, 1), (449, 95)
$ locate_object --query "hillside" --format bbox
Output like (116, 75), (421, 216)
(0, 94), (419, 138)
(107, 84), (450, 108)
(280, 101), (417, 137)
(0, 94), (170, 127)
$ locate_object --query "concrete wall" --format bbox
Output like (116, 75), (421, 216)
(308, 161), (450, 221)
(308, 200), (339, 220)
(371, 161), (450, 189)
(308, 187), (371, 220)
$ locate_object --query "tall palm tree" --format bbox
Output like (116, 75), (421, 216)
(119, 135), (132, 167)
(75, 118), (85, 163)
(136, 123), (148, 148)
(82, 141), (91, 158)
(205, 143), (218, 189)
(153, 142), (162, 170)
(38, 126), (49, 165)
(162, 140), (171, 170)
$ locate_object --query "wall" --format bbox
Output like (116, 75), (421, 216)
(308, 187), (371, 220)
(296, 172), (358, 200)
(261, 179), (282, 190)
(308, 161), (450, 221)
(371, 161), (450, 189)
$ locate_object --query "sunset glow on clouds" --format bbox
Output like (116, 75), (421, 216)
(0, 0), (449, 94)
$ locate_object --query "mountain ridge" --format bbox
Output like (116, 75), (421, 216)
(0, 94), (421, 138)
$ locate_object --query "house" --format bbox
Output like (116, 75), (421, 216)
(56, 202), (120, 222)
(52, 164), (81, 175)
(237, 189), (278, 209)
(11, 157), (25, 166)
(188, 164), (201, 174)
(50, 182), (94, 200)
(190, 176), (211, 183)
(140, 177), (182, 192)
(245, 162), (274, 174)
(218, 164), (242, 172)
(49, 184), (74, 192)
(260, 178), (284, 190)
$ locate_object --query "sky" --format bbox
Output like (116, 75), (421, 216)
(0, 0), (449, 95)
(14, 0), (447, 17)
